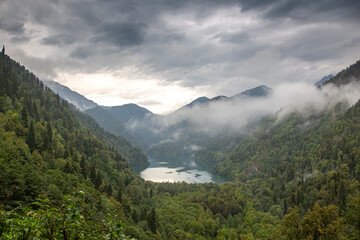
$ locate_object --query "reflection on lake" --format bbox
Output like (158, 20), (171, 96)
(136, 157), (222, 183)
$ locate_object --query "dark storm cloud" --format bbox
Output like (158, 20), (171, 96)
(94, 22), (148, 48)
(0, 19), (25, 34)
(267, 0), (360, 20)
(1, 0), (360, 113)
(70, 47), (94, 59)
(278, 25), (360, 62)
(41, 34), (75, 45)
(11, 35), (30, 43)
(214, 32), (249, 44)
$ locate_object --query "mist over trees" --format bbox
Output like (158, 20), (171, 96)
(1, 49), (360, 239)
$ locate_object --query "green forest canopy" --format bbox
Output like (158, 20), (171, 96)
(0, 49), (360, 239)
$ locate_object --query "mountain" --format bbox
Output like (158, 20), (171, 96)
(43, 81), (148, 167)
(2, 50), (360, 239)
(324, 60), (360, 86)
(174, 85), (271, 114)
(211, 95), (229, 101)
(44, 80), (151, 151)
(211, 60), (360, 180)
(314, 74), (333, 86)
(0, 51), (150, 238)
(185, 96), (210, 108)
(232, 84), (272, 98)
(144, 86), (274, 161)
(44, 80), (98, 111)
(106, 103), (154, 124)
(84, 106), (148, 154)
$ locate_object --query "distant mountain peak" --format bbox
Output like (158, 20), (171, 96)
(233, 85), (272, 99)
(186, 97), (210, 108)
(323, 60), (360, 86)
(107, 103), (153, 124)
(211, 95), (229, 101)
(44, 80), (98, 111)
(315, 74), (333, 87)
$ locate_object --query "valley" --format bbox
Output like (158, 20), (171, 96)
(1, 51), (360, 239)
(1, 1), (360, 239)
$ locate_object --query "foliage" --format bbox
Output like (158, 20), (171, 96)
(0, 192), (132, 239)
(1, 49), (360, 239)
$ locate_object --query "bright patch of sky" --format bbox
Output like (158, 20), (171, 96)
(0, 0), (359, 114)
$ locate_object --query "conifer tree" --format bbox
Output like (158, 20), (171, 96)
(284, 199), (288, 215)
(64, 161), (72, 173)
(339, 181), (346, 211)
(95, 172), (103, 189)
(80, 156), (87, 178)
(148, 207), (157, 234)
(21, 106), (28, 128)
(90, 164), (97, 186)
(106, 184), (112, 196)
(116, 189), (123, 203)
(26, 121), (36, 152)
(43, 122), (53, 151)
(132, 209), (139, 223)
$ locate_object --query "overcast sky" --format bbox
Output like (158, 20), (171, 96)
(0, 0), (359, 114)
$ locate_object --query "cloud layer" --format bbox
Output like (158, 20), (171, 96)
(0, 0), (359, 113)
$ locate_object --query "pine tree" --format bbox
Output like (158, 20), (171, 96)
(64, 162), (72, 173)
(43, 122), (53, 151)
(21, 106), (28, 128)
(132, 209), (139, 223)
(80, 156), (87, 178)
(26, 121), (36, 153)
(148, 207), (157, 234)
(284, 199), (288, 215)
(116, 189), (123, 203)
(105, 183), (112, 196)
(339, 181), (346, 211)
(90, 164), (97, 186)
(95, 171), (103, 189)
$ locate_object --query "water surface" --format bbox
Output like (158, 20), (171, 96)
(136, 157), (223, 183)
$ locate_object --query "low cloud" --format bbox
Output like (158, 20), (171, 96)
(130, 81), (360, 146)
(1, 0), (359, 114)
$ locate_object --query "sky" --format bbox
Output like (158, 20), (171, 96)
(0, 0), (359, 114)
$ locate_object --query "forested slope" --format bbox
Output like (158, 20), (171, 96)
(1, 49), (360, 239)
(0, 50), (153, 238)
(74, 107), (148, 167)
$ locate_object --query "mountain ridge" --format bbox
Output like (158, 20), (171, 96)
(44, 80), (98, 111)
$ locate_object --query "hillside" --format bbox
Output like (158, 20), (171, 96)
(0, 50), (150, 238)
(324, 60), (360, 86)
(84, 106), (147, 152)
(107, 104), (154, 124)
(144, 85), (273, 159)
(1, 50), (360, 239)
(44, 80), (98, 111)
(232, 85), (272, 98)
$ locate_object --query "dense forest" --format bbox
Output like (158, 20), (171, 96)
(1, 49), (360, 239)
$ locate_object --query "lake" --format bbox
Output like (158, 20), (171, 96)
(135, 157), (224, 183)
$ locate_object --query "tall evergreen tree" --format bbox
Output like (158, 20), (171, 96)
(80, 156), (87, 178)
(148, 207), (157, 234)
(339, 181), (346, 211)
(284, 199), (288, 215)
(21, 106), (28, 128)
(43, 122), (53, 151)
(116, 189), (123, 203)
(26, 121), (36, 153)
(95, 172), (103, 189)
(90, 164), (97, 186)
